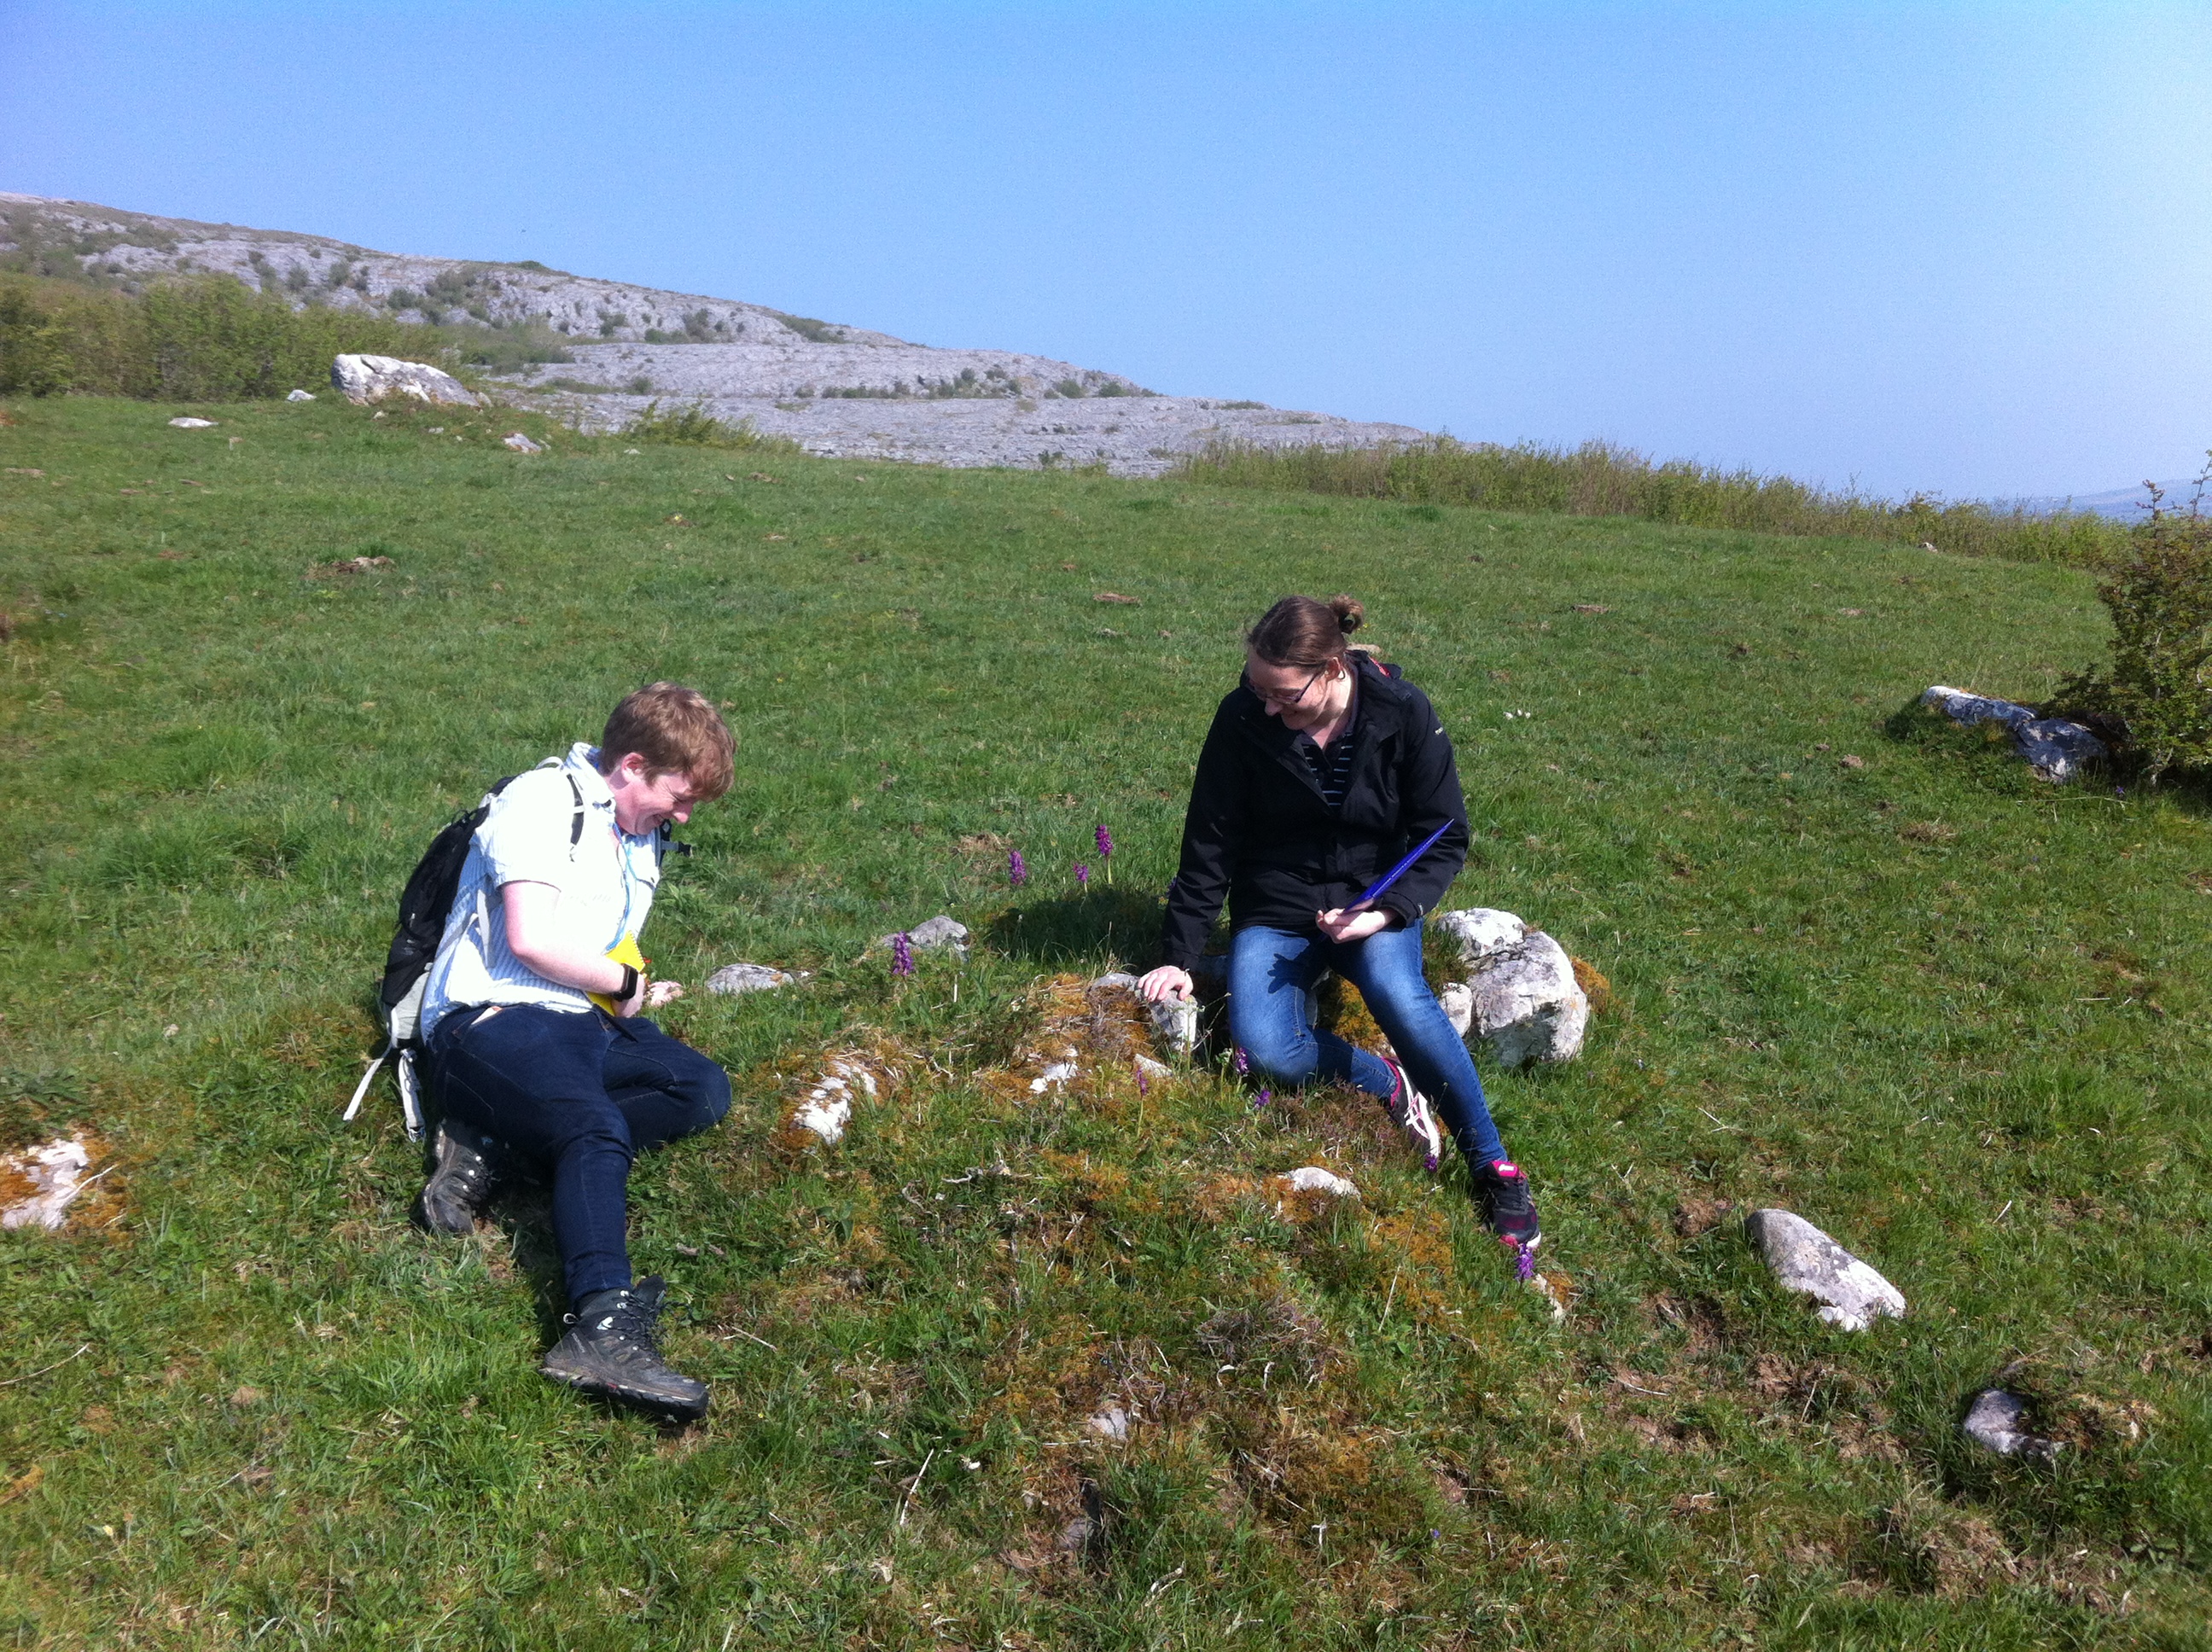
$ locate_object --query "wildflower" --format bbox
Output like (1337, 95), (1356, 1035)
(1096, 823), (1114, 884)
(1233, 1046), (1249, 1076)
(1008, 848), (1027, 887)
(1135, 1062), (1149, 1098)
(1514, 1242), (1534, 1282)
(1075, 863), (1090, 889)
(1254, 1088), (1272, 1108)
(891, 932), (913, 977)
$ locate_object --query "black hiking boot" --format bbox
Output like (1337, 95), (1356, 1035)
(1471, 1159), (1542, 1254)
(539, 1277), (709, 1422)
(416, 1119), (507, 1236)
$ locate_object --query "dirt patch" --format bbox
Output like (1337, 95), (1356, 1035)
(1670, 1198), (1738, 1239)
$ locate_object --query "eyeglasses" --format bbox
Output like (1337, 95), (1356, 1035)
(1243, 666), (1324, 709)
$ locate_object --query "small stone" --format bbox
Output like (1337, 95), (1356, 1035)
(1962, 1388), (2061, 1461)
(705, 963), (794, 996)
(167, 416), (218, 428)
(1744, 1208), (1906, 1331)
(1840, 754), (1866, 770)
(1133, 1054), (1172, 1082)
(1087, 1405), (1131, 1440)
(0, 1137), (93, 1230)
(1147, 994), (1199, 1059)
(1435, 907), (1527, 964)
(330, 353), (479, 407)
(1029, 1061), (1078, 1094)
(1271, 1166), (1360, 1213)
(1922, 685), (2104, 783)
(1055, 1516), (1097, 1553)
(285, 389), (316, 402)
(502, 432), (544, 454)
(1091, 971), (1140, 991)
(878, 915), (969, 958)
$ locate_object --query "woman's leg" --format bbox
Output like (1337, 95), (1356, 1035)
(1228, 925), (1396, 1096)
(1331, 923), (1508, 1167)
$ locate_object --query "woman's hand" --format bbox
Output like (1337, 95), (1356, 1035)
(1317, 905), (1393, 944)
(1139, 965), (1194, 1003)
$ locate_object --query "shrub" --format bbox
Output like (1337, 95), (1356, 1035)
(1174, 437), (2133, 565)
(2052, 460), (2212, 780)
(617, 399), (800, 454)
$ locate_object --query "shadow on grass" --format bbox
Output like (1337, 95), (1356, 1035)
(985, 887), (1165, 969)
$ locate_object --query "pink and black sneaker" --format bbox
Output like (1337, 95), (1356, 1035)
(1377, 1056), (1443, 1172)
(1472, 1159), (1541, 1252)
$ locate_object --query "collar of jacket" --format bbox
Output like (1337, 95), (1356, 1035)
(1232, 654), (1411, 798)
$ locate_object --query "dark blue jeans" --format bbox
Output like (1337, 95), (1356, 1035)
(425, 1003), (731, 1305)
(1228, 922), (1507, 1168)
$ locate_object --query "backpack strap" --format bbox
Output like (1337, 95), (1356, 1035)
(568, 773), (585, 856)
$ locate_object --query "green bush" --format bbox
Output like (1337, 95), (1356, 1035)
(0, 271), (445, 398)
(618, 398), (801, 453)
(2052, 461), (2212, 780)
(1175, 436), (2133, 565)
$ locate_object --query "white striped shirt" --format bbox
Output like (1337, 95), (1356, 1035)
(420, 743), (662, 1034)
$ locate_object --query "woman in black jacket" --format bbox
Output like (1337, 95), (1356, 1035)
(1138, 594), (1540, 1253)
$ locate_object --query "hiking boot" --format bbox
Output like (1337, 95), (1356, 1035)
(1472, 1159), (1542, 1252)
(416, 1119), (507, 1235)
(1377, 1056), (1443, 1171)
(539, 1277), (709, 1422)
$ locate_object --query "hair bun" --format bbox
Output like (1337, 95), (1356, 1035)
(1329, 596), (1365, 635)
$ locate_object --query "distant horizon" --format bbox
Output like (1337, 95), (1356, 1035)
(3, 4), (2207, 502)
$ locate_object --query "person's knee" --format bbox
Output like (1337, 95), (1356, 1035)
(690, 1063), (732, 1128)
(1234, 1014), (1319, 1085)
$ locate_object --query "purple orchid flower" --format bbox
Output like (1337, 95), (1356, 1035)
(1135, 1062), (1149, 1098)
(1008, 848), (1027, 887)
(1075, 863), (1090, 889)
(1514, 1242), (1535, 1283)
(891, 932), (914, 977)
(1233, 1046), (1249, 1076)
(1095, 823), (1114, 884)
(1254, 1088), (1272, 1108)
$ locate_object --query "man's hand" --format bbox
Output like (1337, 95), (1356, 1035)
(1139, 965), (1194, 1003)
(1317, 905), (1393, 944)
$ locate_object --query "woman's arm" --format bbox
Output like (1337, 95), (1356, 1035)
(1157, 707), (1247, 971)
(502, 881), (647, 1015)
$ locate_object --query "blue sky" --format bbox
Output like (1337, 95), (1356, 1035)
(3, 3), (2209, 499)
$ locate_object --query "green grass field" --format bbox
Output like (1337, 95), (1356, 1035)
(3, 394), (2208, 1649)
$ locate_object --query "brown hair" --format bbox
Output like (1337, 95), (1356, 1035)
(1246, 594), (1365, 668)
(600, 682), (735, 800)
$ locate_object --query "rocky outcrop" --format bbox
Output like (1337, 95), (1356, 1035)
(706, 963), (794, 996)
(331, 353), (480, 407)
(1922, 685), (2105, 783)
(1744, 1208), (1906, 1331)
(1434, 908), (1589, 1065)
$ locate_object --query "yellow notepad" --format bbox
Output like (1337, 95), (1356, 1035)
(587, 934), (647, 1015)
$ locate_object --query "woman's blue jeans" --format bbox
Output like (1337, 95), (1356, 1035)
(425, 1003), (731, 1306)
(1228, 922), (1506, 1168)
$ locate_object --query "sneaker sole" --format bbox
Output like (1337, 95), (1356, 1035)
(539, 1360), (709, 1422)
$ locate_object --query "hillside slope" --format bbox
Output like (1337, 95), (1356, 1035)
(1, 192), (1425, 472)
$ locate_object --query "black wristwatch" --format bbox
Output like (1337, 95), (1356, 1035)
(615, 963), (640, 1001)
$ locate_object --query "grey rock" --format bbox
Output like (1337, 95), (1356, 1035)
(1744, 1208), (1906, 1331)
(706, 963), (794, 996)
(502, 431), (544, 453)
(1055, 1515), (1097, 1553)
(1437, 980), (1476, 1038)
(330, 352), (480, 407)
(1147, 994), (1200, 1059)
(1961, 1388), (2062, 1460)
(1091, 971), (1139, 991)
(167, 416), (217, 428)
(285, 388), (316, 402)
(878, 915), (969, 958)
(1435, 907), (1528, 965)
(1464, 928), (1588, 1067)
(1086, 1405), (1131, 1441)
(1923, 685), (2105, 783)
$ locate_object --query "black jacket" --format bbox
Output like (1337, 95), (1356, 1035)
(1158, 654), (1469, 969)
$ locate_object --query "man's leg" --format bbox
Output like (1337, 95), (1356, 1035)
(601, 1018), (732, 1152)
(426, 1005), (635, 1302)
(1227, 926), (1396, 1095)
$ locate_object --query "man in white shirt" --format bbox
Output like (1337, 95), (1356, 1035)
(417, 683), (735, 1421)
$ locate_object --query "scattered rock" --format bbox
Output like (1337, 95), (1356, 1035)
(1922, 685), (2106, 783)
(1055, 1515), (1097, 1553)
(167, 416), (217, 428)
(1271, 1166), (1360, 1219)
(705, 962), (795, 996)
(784, 1057), (880, 1147)
(1961, 1389), (2061, 1461)
(330, 353), (480, 407)
(1086, 1405), (1131, 1440)
(1528, 1271), (1570, 1323)
(1133, 1053), (1172, 1083)
(1147, 994), (1200, 1059)
(1435, 909), (1589, 1066)
(502, 432), (544, 454)
(1744, 1208), (1906, 1331)
(877, 915), (968, 959)
(285, 389), (316, 402)
(1091, 971), (1139, 991)
(0, 1137), (93, 1230)
(1029, 1061), (1079, 1094)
